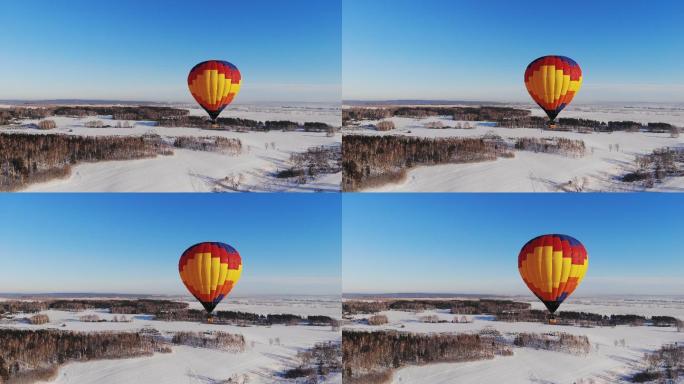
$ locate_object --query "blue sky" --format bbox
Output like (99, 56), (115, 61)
(343, 194), (684, 296)
(0, 0), (341, 102)
(0, 194), (341, 295)
(343, 0), (684, 102)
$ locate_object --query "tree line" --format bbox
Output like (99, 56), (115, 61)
(154, 308), (338, 327)
(158, 115), (336, 132)
(514, 137), (586, 157)
(171, 331), (245, 352)
(0, 133), (163, 191)
(496, 309), (683, 328)
(342, 106), (681, 134)
(343, 299), (531, 316)
(343, 330), (511, 384)
(342, 106), (530, 126)
(342, 135), (513, 191)
(0, 329), (167, 383)
(513, 332), (591, 355)
(173, 136), (242, 154)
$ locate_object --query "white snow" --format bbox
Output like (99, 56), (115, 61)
(1, 296), (341, 384)
(345, 105), (684, 192)
(1, 104), (341, 192)
(344, 296), (684, 384)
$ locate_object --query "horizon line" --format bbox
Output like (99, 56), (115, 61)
(342, 99), (684, 105)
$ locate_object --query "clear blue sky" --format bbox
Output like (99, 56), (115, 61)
(343, 194), (684, 296)
(343, 0), (684, 102)
(0, 0), (341, 102)
(0, 194), (341, 295)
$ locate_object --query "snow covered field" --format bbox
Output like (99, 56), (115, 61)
(344, 296), (684, 383)
(1, 296), (341, 384)
(344, 104), (684, 192)
(2, 103), (341, 192)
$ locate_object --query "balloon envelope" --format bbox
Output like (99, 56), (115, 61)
(187, 60), (241, 122)
(524, 55), (582, 123)
(178, 242), (242, 313)
(517, 234), (588, 313)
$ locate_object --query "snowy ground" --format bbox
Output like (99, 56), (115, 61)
(344, 296), (684, 384)
(1, 103), (341, 192)
(0, 296), (341, 384)
(344, 104), (684, 192)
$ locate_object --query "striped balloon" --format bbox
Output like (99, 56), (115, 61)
(178, 242), (242, 313)
(518, 234), (588, 313)
(524, 55), (582, 123)
(187, 60), (242, 123)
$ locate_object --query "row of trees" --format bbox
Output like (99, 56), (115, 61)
(0, 329), (166, 383)
(171, 331), (245, 352)
(154, 308), (338, 327)
(0, 299), (189, 315)
(53, 106), (188, 120)
(157, 115), (337, 132)
(343, 299), (531, 316)
(342, 106), (681, 135)
(496, 309), (683, 328)
(0, 301), (49, 315)
(0, 105), (337, 132)
(342, 106), (530, 126)
(513, 332), (591, 355)
(173, 136), (242, 154)
(514, 137), (586, 157)
(0, 133), (163, 191)
(342, 135), (512, 191)
(343, 330), (510, 384)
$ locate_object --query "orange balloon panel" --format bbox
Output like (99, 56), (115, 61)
(524, 56), (582, 122)
(518, 234), (588, 313)
(178, 242), (242, 313)
(188, 60), (241, 122)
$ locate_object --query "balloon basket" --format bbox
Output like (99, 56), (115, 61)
(547, 316), (558, 325)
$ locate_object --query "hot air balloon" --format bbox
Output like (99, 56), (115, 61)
(524, 55), (582, 125)
(187, 60), (242, 124)
(517, 234), (588, 314)
(178, 242), (242, 314)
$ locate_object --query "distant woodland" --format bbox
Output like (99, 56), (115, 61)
(343, 106), (681, 134)
(156, 308), (339, 327)
(343, 299), (530, 315)
(342, 299), (684, 329)
(0, 106), (337, 132)
(0, 299), (339, 328)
